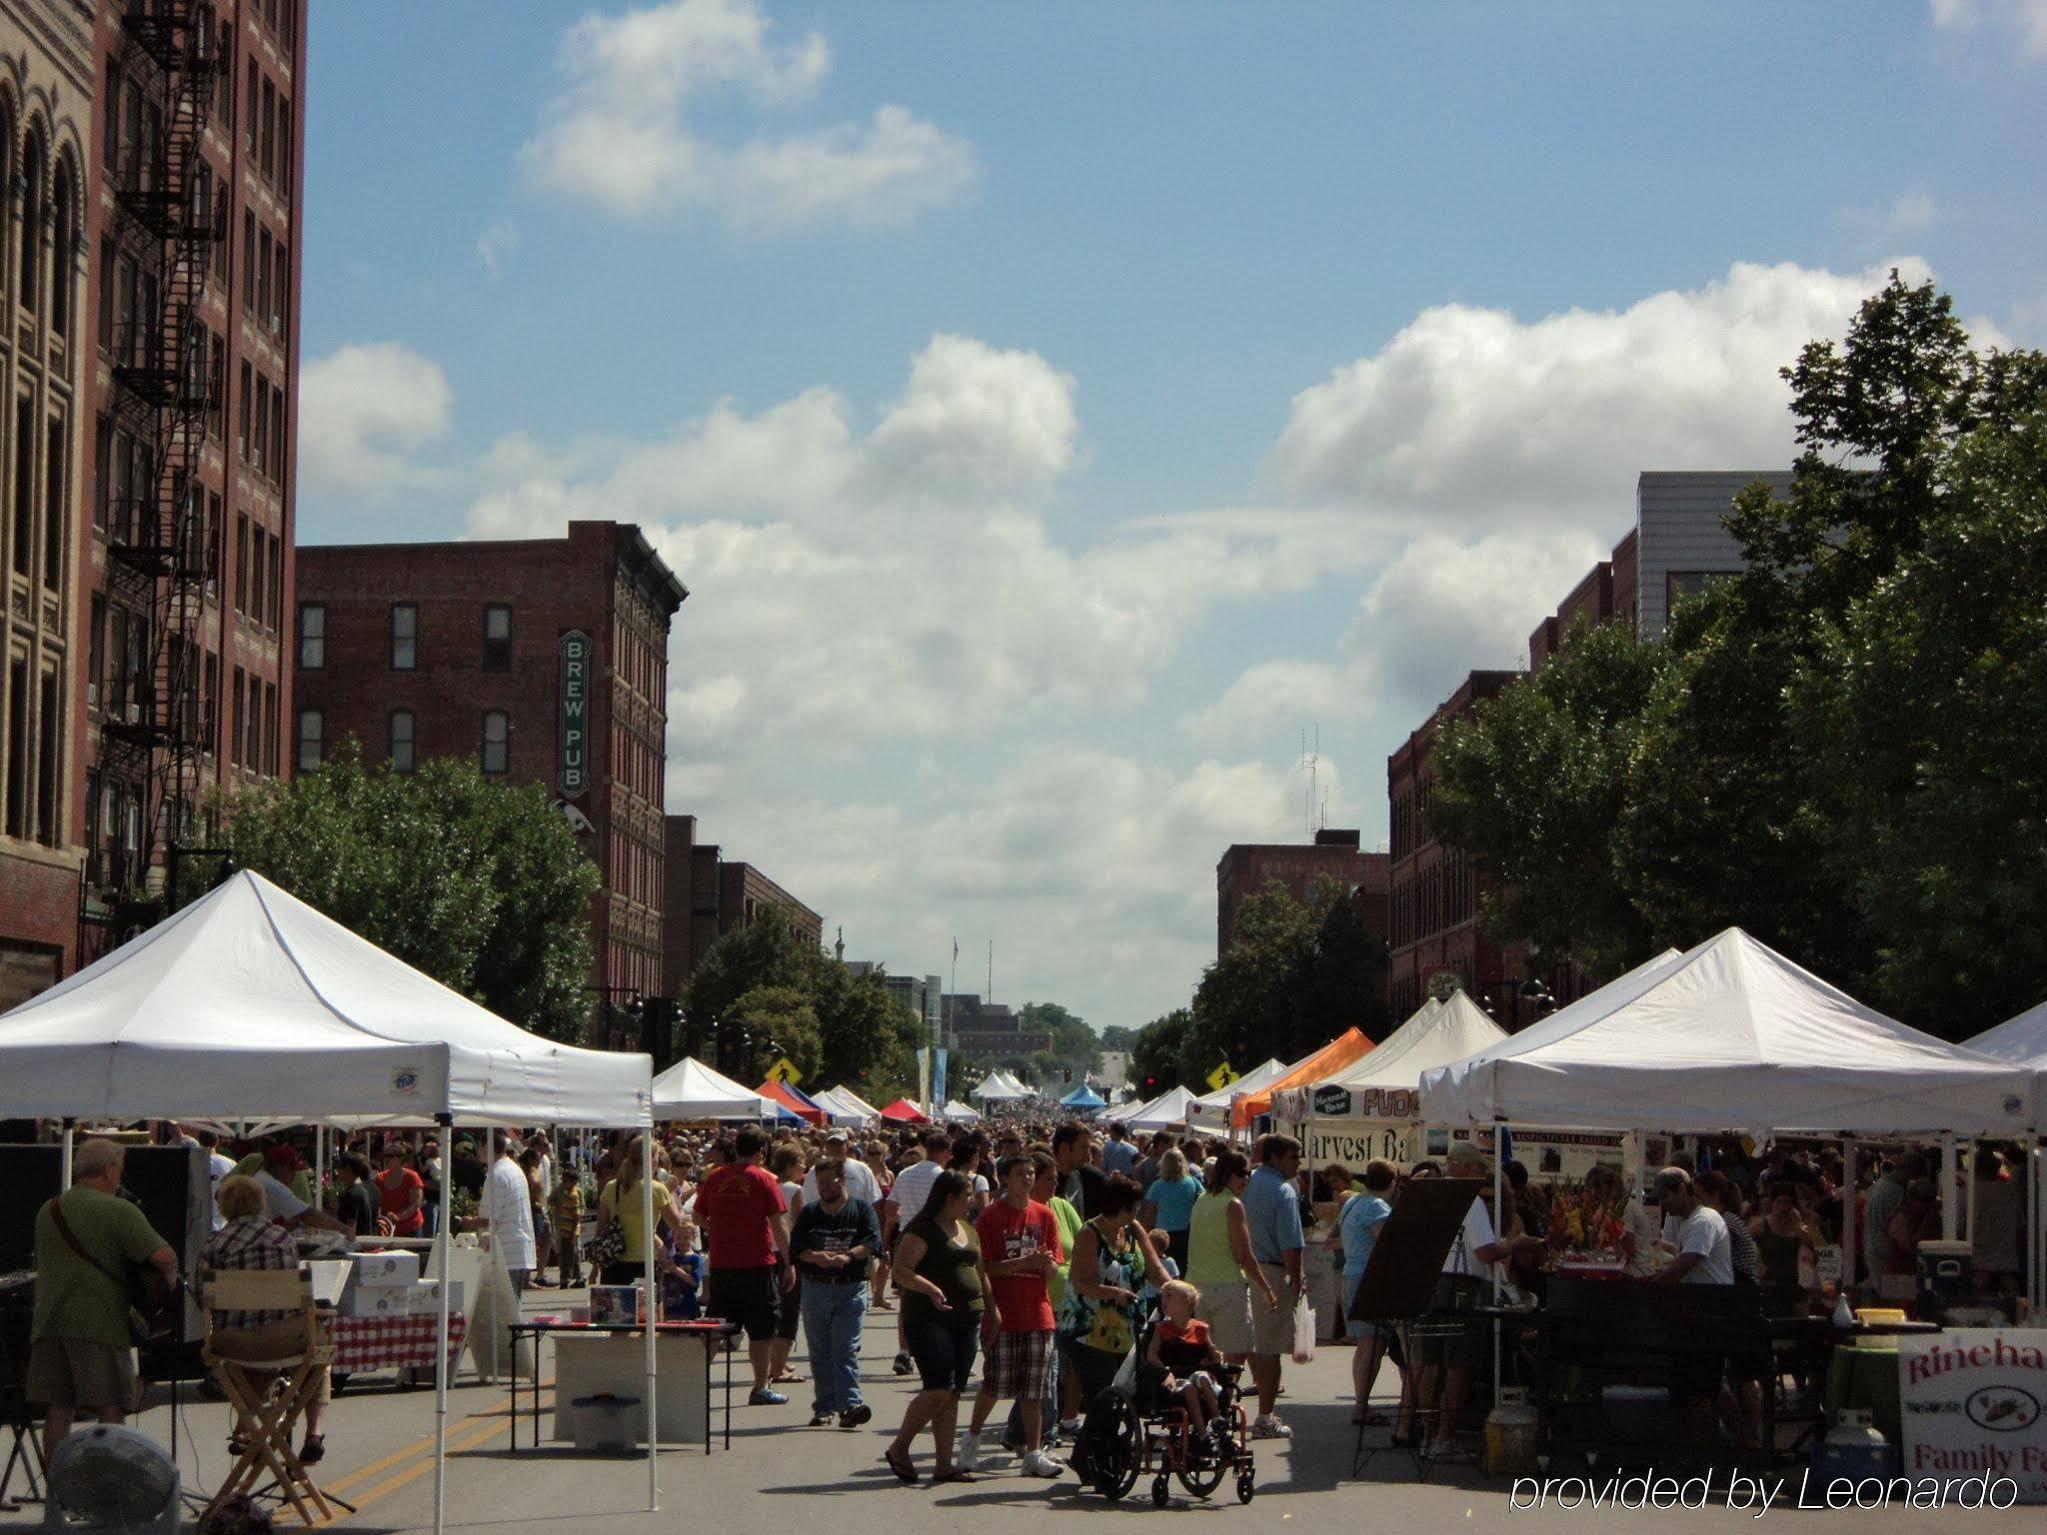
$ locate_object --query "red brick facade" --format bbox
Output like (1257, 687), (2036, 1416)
(295, 522), (686, 1036)
(1216, 829), (1391, 957)
(661, 811), (822, 996)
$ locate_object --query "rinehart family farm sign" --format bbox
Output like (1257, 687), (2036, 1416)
(1900, 1330), (2047, 1503)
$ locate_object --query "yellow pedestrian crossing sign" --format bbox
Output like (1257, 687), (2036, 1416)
(1205, 1061), (1240, 1091)
(767, 1057), (803, 1086)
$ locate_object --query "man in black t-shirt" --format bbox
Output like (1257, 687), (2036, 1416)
(334, 1154), (380, 1236)
(789, 1159), (882, 1427)
(1052, 1123), (1106, 1218)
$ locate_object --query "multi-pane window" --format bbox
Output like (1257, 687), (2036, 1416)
(390, 604), (417, 669)
(480, 711), (508, 774)
(482, 605), (511, 671)
(389, 710), (416, 773)
(298, 603), (324, 669)
(297, 709), (322, 773)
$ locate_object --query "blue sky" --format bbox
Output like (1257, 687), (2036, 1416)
(296, 0), (2047, 1032)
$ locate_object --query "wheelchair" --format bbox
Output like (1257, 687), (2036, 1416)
(1074, 1329), (1255, 1506)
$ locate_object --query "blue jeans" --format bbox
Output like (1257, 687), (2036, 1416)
(799, 1279), (869, 1415)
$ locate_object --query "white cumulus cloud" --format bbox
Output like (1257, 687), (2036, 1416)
(1929, 0), (2047, 56)
(521, 0), (977, 229)
(1260, 259), (1926, 533)
(298, 342), (453, 491)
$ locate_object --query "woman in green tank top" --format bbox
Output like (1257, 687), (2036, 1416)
(1184, 1151), (1277, 1360)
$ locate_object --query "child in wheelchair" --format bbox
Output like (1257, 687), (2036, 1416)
(1145, 1281), (1225, 1448)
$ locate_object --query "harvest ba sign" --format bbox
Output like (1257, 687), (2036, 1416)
(1899, 1330), (2047, 1503)
(559, 630), (592, 799)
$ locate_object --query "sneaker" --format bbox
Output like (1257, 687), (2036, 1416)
(809, 1412), (832, 1426)
(1058, 1417), (1081, 1437)
(892, 1352), (914, 1376)
(1249, 1414), (1291, 1440)
(1021, 1449), (1065, 1478)
(840, 1404), (872, 1429)
(955, 1431), (981, 1472)
(749, 1387), (788, 1406)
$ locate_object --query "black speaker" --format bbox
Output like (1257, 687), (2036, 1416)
(0, 1144), (213, 1342)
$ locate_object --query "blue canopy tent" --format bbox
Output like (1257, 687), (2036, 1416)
(1058, 1083), (1106, 1112)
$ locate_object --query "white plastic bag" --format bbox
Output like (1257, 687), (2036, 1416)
(1290, 1295), (1315, 1365)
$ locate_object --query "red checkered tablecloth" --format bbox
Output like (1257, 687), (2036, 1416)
(330, 1313), (468, 1372)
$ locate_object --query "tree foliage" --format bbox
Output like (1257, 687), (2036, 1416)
(1130, 1009), (1190, 1091)
(1426, 273), (2047, 1037)
(679, 906), (919, 1095)
(216, 749), (599, 1041)
(1098, 1024), (1140, 1052)
(1178, 877), (1393, 1081)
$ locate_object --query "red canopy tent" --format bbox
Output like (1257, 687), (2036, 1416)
(879, 1098), (928, 1123)
(757, 1078), (825, 1126)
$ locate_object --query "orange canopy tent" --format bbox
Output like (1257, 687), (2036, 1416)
(757, 1078), (825, 1126)
(1231, 1027), (1374, 1128)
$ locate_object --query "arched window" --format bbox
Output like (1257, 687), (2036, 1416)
(20, 132), (43, 316)
(50, 156), (72, 337)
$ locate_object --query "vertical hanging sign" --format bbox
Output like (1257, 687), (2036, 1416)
(559, 630), (591, 799)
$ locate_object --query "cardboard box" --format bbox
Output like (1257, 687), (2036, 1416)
(349, 1250), (422, 1286)
(587, 1285), (645, 1326)
(339, 1283), (417, 1319)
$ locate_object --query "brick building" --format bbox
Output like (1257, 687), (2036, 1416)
(660, 812), (822, 997)
(1389, 470), (1794, 1025)
(295, 521), (687, 1035)
(1216, 828), (1390, 957)
(73, 1), (307, 969)
(1385, 672), (1519, 1020)
(941, 994), (1050, 1058)
(0, 0), (92, 1008)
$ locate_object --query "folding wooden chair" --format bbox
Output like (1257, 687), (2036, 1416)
(201, 1270), (348, 1527)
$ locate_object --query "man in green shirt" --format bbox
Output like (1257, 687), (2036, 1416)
(30, 1138), (179, 1456)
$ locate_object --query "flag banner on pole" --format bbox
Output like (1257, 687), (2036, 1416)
(932, 1049), (948, 1107)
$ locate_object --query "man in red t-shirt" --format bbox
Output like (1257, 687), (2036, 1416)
(697, 1124), (792, 1404)
(961, 1155), (1066, 1477)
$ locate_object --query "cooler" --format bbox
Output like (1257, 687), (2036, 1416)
(1914, 1240), (1972, 1319)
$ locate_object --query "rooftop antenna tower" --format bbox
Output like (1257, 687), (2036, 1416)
(1301, 725), (1325, 840)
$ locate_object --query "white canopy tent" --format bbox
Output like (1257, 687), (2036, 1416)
(942, 1099), (982, 1123)
(813, 1085), (883, 1125)
(973, 1071), (1032, 1102)
(0, 871), (658, 1530)
(1966, 1001), (2047, 1316)
(1186, 1057), (1289, 1131)
(1273, 994), (1507, 1120)
(1122, 1084), (1199, 1131)
(1420, 928), (2035, 1138)
(649, 1056), (770, 1120)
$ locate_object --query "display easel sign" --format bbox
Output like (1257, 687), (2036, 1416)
(1898, 1330), (2045, 1504)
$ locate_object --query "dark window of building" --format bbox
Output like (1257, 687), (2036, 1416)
(249, 527), (267, 626)
(246, 59), (258, 154)
(263, 682), (277, 775)
(241, 210), (254, 315)
(389, 710), (415, 773)
(12, 395), (33, 577)
(43, 416), (64, 589)
(391, 604), (417, 670)
(298, 602), (324, 669)
(253, 374), (268, 473)
(482, 604), (511, 670)
(235, 514), (248, 613)
(257, 226), (271, 330)
(97, 237), (114, 351)
(93, 416), (111, 532)
(20, 135), (41, 316)
(231, 666), (246, 769)
(4, 658), (25, 839)
(280, 108), (293, 201)
(269, 537), (282, 630)
(103, 63), (121, 171)
(238, 361), (251, 459)
(272, 240), (287, 338)
(261, 77), (275, 180)
(88, 595), (104, 710)
(270, 390), (285, 486)
(51, 160), (72, 337)
(480, 711), (508, 774)
(297, 709), (322, 773)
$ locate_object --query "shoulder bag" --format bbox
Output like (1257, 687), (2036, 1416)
(46, 1198), (178, 1346)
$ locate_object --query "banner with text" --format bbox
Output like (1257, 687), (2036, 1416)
(1899, 1330), (2047, 1502)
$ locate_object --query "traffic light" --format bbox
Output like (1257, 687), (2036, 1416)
(1062, 1069), (1072, 1084)
(1144, 1076), (1156, 1089)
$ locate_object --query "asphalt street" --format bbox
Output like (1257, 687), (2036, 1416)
(4, 1292), (2034, 1533)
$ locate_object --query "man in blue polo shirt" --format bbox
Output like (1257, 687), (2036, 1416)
(1238, 1133), (1305, 1439)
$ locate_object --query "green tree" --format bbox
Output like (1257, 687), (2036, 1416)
(1098, 1024), (1139, 1052)
(811, 962), (917, 1099)
(1432, 615), (1674, 980)
(1179, 880), (1319, 1081)
(723, 985), (822, 1086)
(679, 906), (816, 1067)
(1130, 1009), (1190, 1092)
(1019, 1001), (1102, 1077)
(215, 749), (599, 1040)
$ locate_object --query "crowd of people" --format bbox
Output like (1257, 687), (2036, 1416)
(19, 1114), (2035, 1485)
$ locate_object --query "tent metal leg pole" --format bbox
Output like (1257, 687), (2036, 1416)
(1965, 1143), (1977, 1248)
(1842, 1141), (1857, 1304)
(59, 1121), (73, 1187)
(1492, 1132), (1504, 1412)
(315, 1125), (326, 1218)
(1941, 1134), (1958, 1240)
(435, 1113), (453, 1535)
(643, 1129), (658, 1510)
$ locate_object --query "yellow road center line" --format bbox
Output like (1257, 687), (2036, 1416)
(320, 1382), (540, 1496)
(326, 1413), (512, 1523)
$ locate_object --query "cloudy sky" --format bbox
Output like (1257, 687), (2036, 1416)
(298, 0), (2047, 1033)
